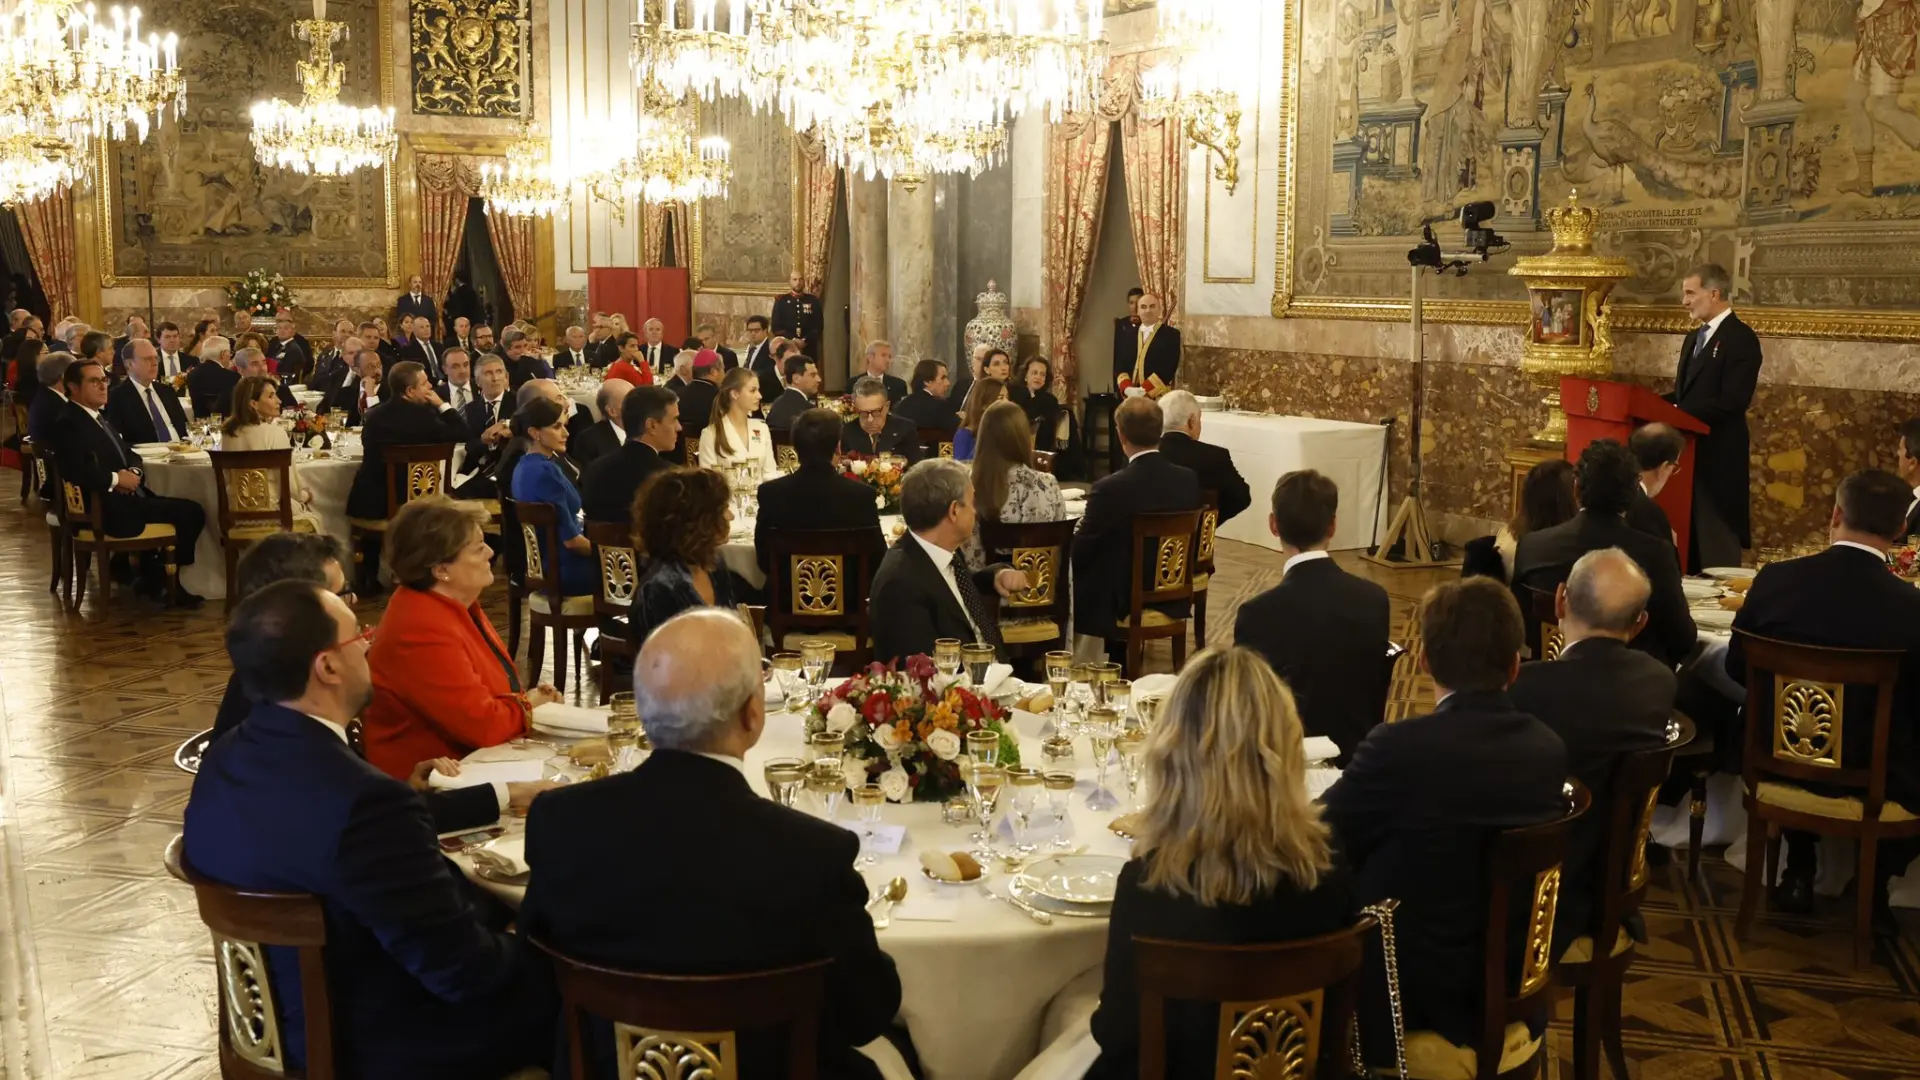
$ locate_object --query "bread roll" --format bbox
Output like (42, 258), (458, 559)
(919, 850), (962, 881)
(951, 851), (983, 881)
(1724, 576), (1753, 593)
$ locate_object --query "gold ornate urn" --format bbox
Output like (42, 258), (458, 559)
(1508, 192), (1632, 444)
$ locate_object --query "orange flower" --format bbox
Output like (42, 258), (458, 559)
(894, 720), (912, 744)
(916, 719), (936, 740)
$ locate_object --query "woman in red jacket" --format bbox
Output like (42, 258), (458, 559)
(363, 495), (560, 778)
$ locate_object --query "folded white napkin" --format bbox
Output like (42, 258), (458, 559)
(429, 758), (545, 790)
(1306, 767), (1341, 801)
(891, 893), (961, 922)
(1302, 736), (1339, 764)
(531, 702), (609, 735)
(481, 836), (528, 875)
(982, 663), (1014, 696)
(1130, 673), (1178, 700)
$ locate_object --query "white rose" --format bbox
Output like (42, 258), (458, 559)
(874, 494), (886, 510)
(879, 766), (911, 802)
(927, 728), (962, 761)
(844, 758), (872, 792)
(873, 721), (903, 752)
(848, 459), (869, 475)
(825, 702), (859, 735)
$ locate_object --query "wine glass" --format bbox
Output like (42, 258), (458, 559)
(1006, 768), (1043, 854)
(1043, 650), (1072, 735)
(1104, 678), (1132, 722)
(852, 783), (885, 869)
(763, 757), (806, 809)
(965, 729), (1000, 773)
(1083, 706), (1121, 811)
(1133, 693), (1163, 733)
(1042, 771), (1077, 848)
(607, 691), (641, 772)
(799, 640), (836, 691)
(969, 764), (1006, 854)
(806, 768), (845, 820)
(933, 638), (963, 680)
(961, 643), (995, 688)
(807, 731), (845, 774)
(1063, 665), (1096, 737)
(1089, 663), (1122, 706)
(769, 652), (804, 710)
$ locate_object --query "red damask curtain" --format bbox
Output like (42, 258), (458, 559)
(417, 154), (480, 307)
(1043, 54), (1139, 401)
(641, 202), (689, 268)
(798, 134), (839, 295)
(484, 205), (537, 321)
(17, 189), (76, 320)
(1120, 107), (1185, 325)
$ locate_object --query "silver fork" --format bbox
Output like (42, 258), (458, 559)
(976, 882), (1052, 925)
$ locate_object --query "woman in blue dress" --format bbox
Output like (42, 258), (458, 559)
(509, 395), (596, 596)
(952, 376), (1006, 462)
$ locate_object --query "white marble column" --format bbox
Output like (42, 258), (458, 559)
(847, 173), (889, 372)
(886, 178), (935, 369)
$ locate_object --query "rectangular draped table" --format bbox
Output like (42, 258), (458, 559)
(1197, 412), (1388, 552)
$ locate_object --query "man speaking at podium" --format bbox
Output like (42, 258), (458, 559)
(1666, 263), (1761, 572)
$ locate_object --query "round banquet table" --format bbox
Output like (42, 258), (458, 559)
(142, 447), (363, 599)
(452, 704), (1133, 1080)
(565, 386), (600, 421)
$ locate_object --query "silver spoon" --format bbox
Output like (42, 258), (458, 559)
(871, 876), (908, 929)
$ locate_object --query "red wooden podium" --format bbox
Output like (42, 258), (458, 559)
(1561, 377), (1710, 559)
(588, 267), (689, 345)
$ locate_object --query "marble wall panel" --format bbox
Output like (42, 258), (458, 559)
(692, 291), (779, 352)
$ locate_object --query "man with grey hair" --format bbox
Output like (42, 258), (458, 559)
(1667, 261), (1759, 572)
(500, 327), (551, 391)
(1509, 546), (1676, 949)
(519, 608), (903, 1080)
(858, 339), (906, 404)
(26, 350), (76, 447)
(840, 374), (924, 461)
(640, 316), (676, 376)
(569, 376), (632, 468)
(1157, 388), (1251, 525)
(869, 458), (1028, 663)
(106, 338), (189, 444)
(186, 335), (242, 417)
(555, 323), (590, 370)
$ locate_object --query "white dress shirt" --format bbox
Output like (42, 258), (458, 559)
(1908, 485), (1918, 527)
(647, 343), (664, 372)
(304, 710), (510, 811)
(696, 752), (748, 778)
(130, 380), (180, 442)
(446, 380), (473, 412)
(160, 351), (182, 378)
(1833, 539), (1889, 562)
(909, 530), (983, 641)
(1695, 307), (1732, 349)
(1282, 549), (1331, 575)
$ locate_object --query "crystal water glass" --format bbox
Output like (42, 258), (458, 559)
(970, 764), (1006, 853)
(965, 729), (1000, 772)
(933, 638), (963, 679)
(807, 731), (845, 775)
(1043, 650), (1073, 734)
(806, 770), (844, 820)
(1042, 771), (1077, 848)
(1006, 769), (1043, 854)
(852, 783), (885, 869)
(607, 691), (641, 772)
(800, 640), (835, 690)
(769, 652), (804, 710)
(961, 643), (994, 688)
(763, 757), (806, 809)
(1083, 706), (1121, 811)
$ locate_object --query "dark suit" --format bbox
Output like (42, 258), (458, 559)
(553, 346), (592, 371)
(520, 751), (900, 1080)
(1070, 450), (1201, 637)
(1508, 637), (1675, 944)
(1233, 556), (1392, 760)
(26, 388), (66, 444)
(1626, 487), (1674, 548)
(398, 338), (443, 383)
(185, 362), (241, 418)
(1158, 430), (1251, 525)
(155, 349), (194, 380)
(396, 292), (439, 335)
(590, 337), (621, 369)
(1088, 858), (1358, 1080)
(1511, 511), (1696, 668)
(570, 419), (623, 469)
(580, 440), (669, 525)
(754, 463), (885, 575)
(324, 378), (379, 428)
(1322, 691), (1569, 1049)
(763, 387), (813, 431)
(435, 380), (478, 416)
(308, 352), (348, 396)
(185, 703), (554, 1080)
(894, 389), (959, 434)
(105, 378), (190, 445)
(870, 532), (1009, 662)
(347, 399), (470, 519)
(458, 395), (512, 492)
(677, 378), (719, 443)
(770, 291), (823, 350)
(47, 400), (204, 567)
(640, 341), (678, 378)
(1115, 323), (1182, 390)
(862, 372), (908, 406)
(506, 354), (552, 391)
(714, 343), (740, 371)
(743, 340), (781, 405)
(947, 371), (973, 414)
(840, 415), (922, 461)
(1905, 494), (1920, 541)
(1665, 312), (1760, 558)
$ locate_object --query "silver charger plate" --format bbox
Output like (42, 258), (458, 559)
(1016, 853), (1125, 904)
(1008, 876), (1111, 918)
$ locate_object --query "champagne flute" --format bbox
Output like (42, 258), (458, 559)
(852, 783), (885, 869)
(1006, 768), (1043, 854)
(933, 638), (963, 680)
(1116, 726), (1148, 810)
(769, 652), (804, 711)
(1064, 666), (1096, 737)
(1043, 650), (1072, 735)
(607, 691), (641, 772)
(1043, 770), (1077, 848)
(961, 643), (995, 688)
(970, 764), (1006, 854)
(800, 640), (835, 691)
(763, 757), (806, 809)
(1133, 693), (1163, 733)
(1083, 706), (1121, 811)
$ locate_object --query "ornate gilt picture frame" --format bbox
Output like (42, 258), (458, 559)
(1270, 0), (1920, 342)
(689, 95), (805, 295)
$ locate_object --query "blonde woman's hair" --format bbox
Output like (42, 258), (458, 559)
(1134, 646), (1334, 905)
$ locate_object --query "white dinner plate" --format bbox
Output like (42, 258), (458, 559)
(1692, 608), (1736, 630)
(1681, 581), (1721, 601)
(1016, 853), (1125, 905)
(1008, 876), (1111, 917)
(1702, 566), (1756, 580)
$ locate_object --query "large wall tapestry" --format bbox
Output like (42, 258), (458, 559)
(100, 0), (394, 287)
(692, 95), (797, 292)
(1273, 0), (1920, 339)
(410, 0), (525, 118)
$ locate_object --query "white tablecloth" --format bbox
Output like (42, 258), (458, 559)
(1197, 412), (1387, 552)
(565, 386), (601, 421)
(143, 451), (361, 599)
(454, 706), (1130, 1080)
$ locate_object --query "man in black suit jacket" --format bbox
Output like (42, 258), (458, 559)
(1114, 292), (1181, 395)
(345, 360), (470, 531)
(521, 610), (901, 1080)
(869, 458), (1027, 664)
(456, 354), (513, 496)
(266, 314), (314, 383)
(186, 582), (556, 1080)
(153, 321), (192, 380)
(841, 376), (923, 461)
(1157, 390), (1252, 525)
(106, 340), (190, 445)
(894, 359), (960, 434)
(1109, 288), (1142, 385)
(433, 346), (477, 414)
(742, 314), (782, 404)
(855, 341), (908, 404)
(1322, 577), (1570, 1054)
(396, 315), (443, 383)
(770, 273), (824, 354)
(696, 321), (740, 371)
(1508, 548), (1676, 947)
(501, 329), (552, 391)
(1665, 264), (1760, 571)
(487, 379), (592, 494)
(1722, 470), (1920, 917)
(570, 377), (633, 469)
(1895, 418), (1920, 540)
(1626, 422), (1683, 547)
(395, 274), (438, 337)
(756, 408), (885, 573)
(764, 353), (819, 431)
(676, 354), (722, 445)
(553, 324), (594, 371)
(307, 322), (357, 395)
(49, 360), (205, 605)
(24, 352), (68, 446)
(639, 318), (678, 378)
(1233, 469), (1390, 760)
(323, 352), (384, 429)
(186, 338), (242, 418)
(1511, 439), (1696, 667)
(109, 315), (148, 369)
(1070, 397), (1201, 654)
(581, 386), (679, 524)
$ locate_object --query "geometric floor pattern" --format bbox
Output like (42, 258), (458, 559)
(1, 490), (1917, 1079)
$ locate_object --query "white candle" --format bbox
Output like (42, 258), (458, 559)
(312, 0), (325, 20)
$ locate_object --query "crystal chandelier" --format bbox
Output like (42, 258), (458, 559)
(0, 0), (182, 152)
(479, 123), (569, 219)
(820, 101), (1005, 186)
(582, 96), (730, 221)
(250, 13), (395, 176)
(0, 116), (79, 205)
(1140, 0), (1258, 194)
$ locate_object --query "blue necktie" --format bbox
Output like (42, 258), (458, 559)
(1693, 328), (1711, 358)
(144, 386), (170, 441)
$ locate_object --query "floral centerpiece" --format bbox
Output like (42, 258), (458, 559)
(290, 408), (330, 450)
(804, 654), (1021, 803)
(841, 452), (905, 512)
(227, 270), (295, 320)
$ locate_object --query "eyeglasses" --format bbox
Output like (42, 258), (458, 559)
(855, 406), (887, 421)
(323, 624), (376, 654)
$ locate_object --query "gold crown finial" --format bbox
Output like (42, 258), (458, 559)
(1545, 190), (1601, 255)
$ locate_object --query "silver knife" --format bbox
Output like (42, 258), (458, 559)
(979, 882), (1052, 925)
